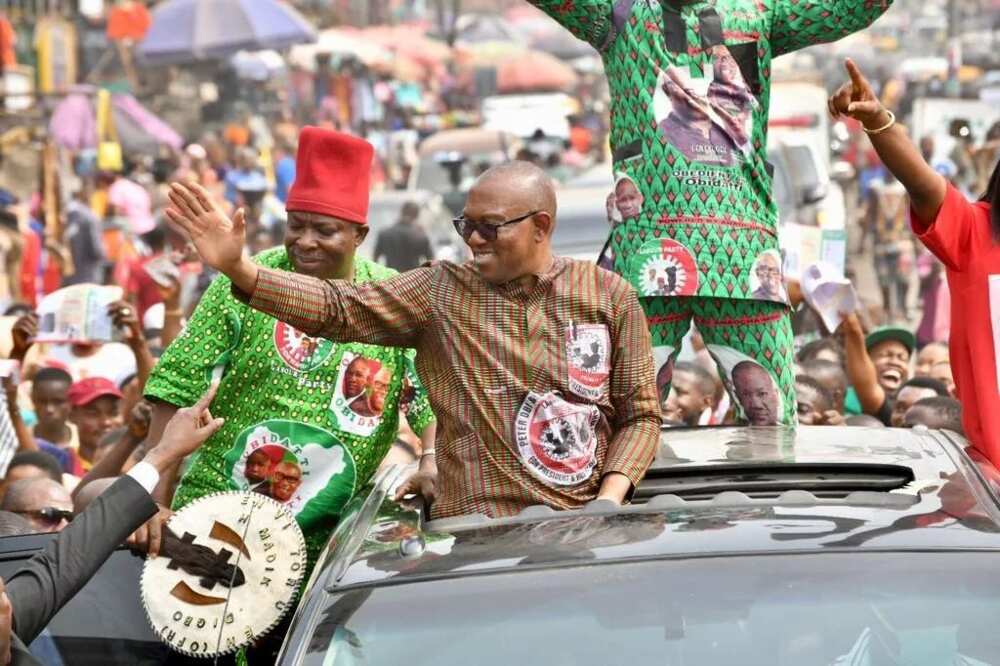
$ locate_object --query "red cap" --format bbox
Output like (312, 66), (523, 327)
(68, 377), (124, 407)
(285, 127), (374, 225)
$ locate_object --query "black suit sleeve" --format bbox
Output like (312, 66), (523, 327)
(6, 475), (157, 644)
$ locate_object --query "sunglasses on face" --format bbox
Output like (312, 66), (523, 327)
(16, 507), (73, 525)
(452, 210), (540, 242)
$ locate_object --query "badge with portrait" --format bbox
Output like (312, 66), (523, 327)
(221, 420), (357, 531)
(706, 344), (784, 427)
(329, 352), (394, 437)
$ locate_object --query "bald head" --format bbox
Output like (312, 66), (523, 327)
(473, 161), (557, 221)
(73, 477), (118, 513)
(462, 161), (559, 285)
(2, 478), (72, 532)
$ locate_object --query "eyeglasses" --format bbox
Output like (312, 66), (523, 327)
(452, 210), (540, 242)
(15, 507), (73, 526)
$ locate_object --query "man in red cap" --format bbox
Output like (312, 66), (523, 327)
(138, 129), (435, 588)
(67, 378), (124, 471)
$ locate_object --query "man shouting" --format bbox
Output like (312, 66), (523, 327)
(530, 0), (893, 425)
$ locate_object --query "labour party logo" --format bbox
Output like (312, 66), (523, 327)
(515, 392), (600, 487)
(273, 322), (334, 373)
(566, 323), (610, 401)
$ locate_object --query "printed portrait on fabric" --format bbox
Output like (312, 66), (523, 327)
(707, 345), (783, 426)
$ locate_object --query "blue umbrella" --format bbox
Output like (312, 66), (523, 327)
(137, 0), (316, 66)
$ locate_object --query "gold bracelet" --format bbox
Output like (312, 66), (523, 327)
(164, 309), (184, 317)
(863, 110), (896, 136)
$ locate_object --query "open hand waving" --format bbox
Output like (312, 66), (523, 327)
(165, 182), (247, 276)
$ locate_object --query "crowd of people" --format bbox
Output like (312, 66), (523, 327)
(0, 0), (997, 663)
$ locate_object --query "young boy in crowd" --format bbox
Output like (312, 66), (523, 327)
(30, 368), (77, 452)
(67, 378), (124, 471)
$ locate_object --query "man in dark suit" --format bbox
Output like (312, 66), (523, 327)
(0, 386), (224, 665)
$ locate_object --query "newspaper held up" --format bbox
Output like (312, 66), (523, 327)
(35, 284), (124, 344)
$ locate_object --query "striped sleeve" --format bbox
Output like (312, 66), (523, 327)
(602, 275), (660, 487)
(243, 265), (435, 348)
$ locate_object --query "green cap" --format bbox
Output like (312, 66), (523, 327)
(865, 326), (916, 354)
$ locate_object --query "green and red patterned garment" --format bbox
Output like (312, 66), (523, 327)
(145, 248), (435, 566)
(532, 0), (892, 302)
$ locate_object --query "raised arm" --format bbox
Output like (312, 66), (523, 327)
(6, 386), (223, 644)
(526, 0), (614, 51)
(829, 60), (973, 270)
(839, 313), (885, 416)
(771, 0), (893, 57)
(166, 181), (433, 348)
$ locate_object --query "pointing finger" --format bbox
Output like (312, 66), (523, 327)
(845, 58), (868, 91)
(193, 382), (220, 413)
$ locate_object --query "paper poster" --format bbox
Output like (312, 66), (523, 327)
(802, 262), (858, 334)
(990, 275), (1000, 393)
(820, 229), (848, 274)
(35, 284), (123, 343)
(807, 282), (858, 334)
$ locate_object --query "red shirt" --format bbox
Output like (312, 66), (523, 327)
(911, 185), (997, 461)
(125, 255), (163, 322)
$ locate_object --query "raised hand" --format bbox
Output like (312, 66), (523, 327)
(144, 383), (224, 472)
(828, 59), (887, 128)
(165, 182), (247, 276)
(10, 313), (37, 361)
(108, 300), (142, 341)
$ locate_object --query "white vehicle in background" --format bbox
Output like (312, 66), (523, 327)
(909, 98), (1000, 160)
(480, 93), (576, 143)
(768, 82), (848, 275)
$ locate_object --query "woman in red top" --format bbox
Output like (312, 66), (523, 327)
(830, 60), (1000, 462)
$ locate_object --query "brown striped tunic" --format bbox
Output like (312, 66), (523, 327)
(237, 256), (660, 519)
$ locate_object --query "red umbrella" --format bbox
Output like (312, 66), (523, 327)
(497, 51), (579, 93)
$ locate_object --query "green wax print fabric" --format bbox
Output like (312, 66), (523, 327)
(530, 0), (892, 301)
(644, 296), (797, 425)
(145, 248), (435, 565)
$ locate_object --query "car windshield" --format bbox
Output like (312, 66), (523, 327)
(303, 553), (1000, 666)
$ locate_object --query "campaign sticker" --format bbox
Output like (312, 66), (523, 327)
(629, 238), (699, 297)
(273, 321), (334, 373)
(329, 352), (395, 437)
(514, 392), (600, 487)
(566, 323), (610, 401)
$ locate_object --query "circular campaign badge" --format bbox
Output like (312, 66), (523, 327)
(630, 238), (699, 298)
(273, 321), (334, 373)
(141, 491), (307, 658)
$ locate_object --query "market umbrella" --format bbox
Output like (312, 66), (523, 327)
(138, 0), (316, 66)
(496, 51), (579, 93)
(48, 88), (183, 153)
(287, 28), (392, 71)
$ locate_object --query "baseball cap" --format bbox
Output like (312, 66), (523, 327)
(865, 326), (916, 355)
(67, 377), (124, 407)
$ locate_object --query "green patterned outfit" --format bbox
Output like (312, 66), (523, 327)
(533, 0), (891, 424)
(145, 248), (435, 568)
